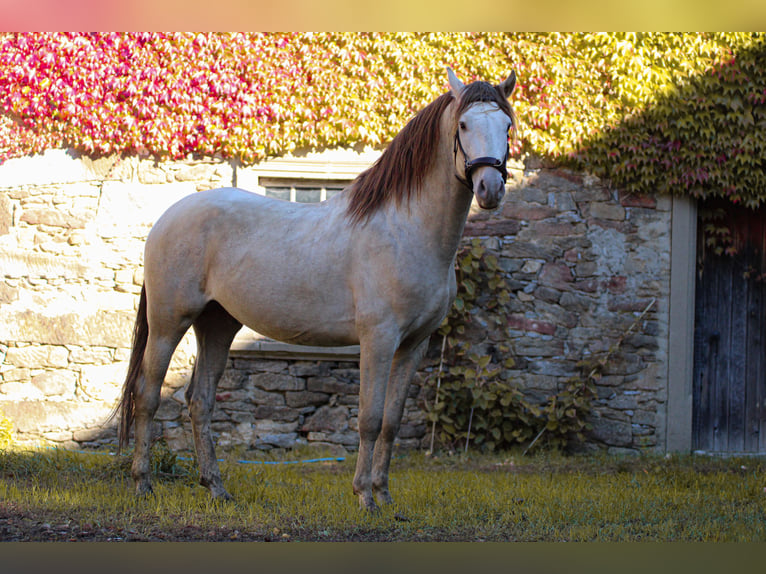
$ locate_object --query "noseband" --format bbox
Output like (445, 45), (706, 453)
(453, 129), (509, 190)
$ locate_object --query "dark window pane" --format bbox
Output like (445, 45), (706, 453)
(264, 187), (290, 201)
(295, 188), (321, 203)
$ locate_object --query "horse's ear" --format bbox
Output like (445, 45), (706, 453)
(447, 68), (464, 98)
(499, 70), (516, 98)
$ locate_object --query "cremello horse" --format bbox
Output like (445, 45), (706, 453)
(118, 68), (517, 511)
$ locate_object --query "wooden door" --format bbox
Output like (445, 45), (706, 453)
(693, 201), (766, 453)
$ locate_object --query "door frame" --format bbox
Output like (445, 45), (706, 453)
(666, 195), (697, 452)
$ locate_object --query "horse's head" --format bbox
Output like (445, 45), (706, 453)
(448, 68), (516, 210)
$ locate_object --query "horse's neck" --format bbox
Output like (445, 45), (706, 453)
(409, 153), (474, 267)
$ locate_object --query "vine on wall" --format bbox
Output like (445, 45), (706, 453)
(2, 32), (765, 206)
(424, 240), (597, 453)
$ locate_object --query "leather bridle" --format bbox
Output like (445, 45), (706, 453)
(453, 128), (509, 190)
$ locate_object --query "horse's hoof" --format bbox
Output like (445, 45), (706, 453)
(358, 493), (380, 513)
(375, 490), (394, 506)
(135, 482), (154, 498)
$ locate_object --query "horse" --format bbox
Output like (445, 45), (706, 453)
(117, 68), (517, 511)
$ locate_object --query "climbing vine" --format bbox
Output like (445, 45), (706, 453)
(424, 240), (597, 453)
(2, 32), (765, 206)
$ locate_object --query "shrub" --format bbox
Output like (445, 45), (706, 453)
(0, 409), (15, 449)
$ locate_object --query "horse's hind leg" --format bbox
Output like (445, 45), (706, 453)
(132, 326), (189, 496)
(186, 302), (241, 500)
(371, 339), (428, 506)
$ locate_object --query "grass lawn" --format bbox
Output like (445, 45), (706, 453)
(1, 443), (766, 542)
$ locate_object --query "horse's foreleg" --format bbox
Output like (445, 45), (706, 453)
(132, 333), (184, 496)
(353, 337), (397, 512)
(371, 339), (428, 506)
(187, 303), (241, 500)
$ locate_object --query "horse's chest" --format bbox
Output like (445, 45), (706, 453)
(394, 271), (456, 341)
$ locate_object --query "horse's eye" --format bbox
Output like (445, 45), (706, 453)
(459, 121), (467, 130)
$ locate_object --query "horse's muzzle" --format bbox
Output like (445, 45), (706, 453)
(473, 168), (506, 209)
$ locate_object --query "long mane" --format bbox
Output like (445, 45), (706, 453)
(346, 81), (516, 224)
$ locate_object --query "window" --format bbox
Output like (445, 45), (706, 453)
(260, 177), (348, 203)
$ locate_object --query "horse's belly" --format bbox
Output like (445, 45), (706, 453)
(247, 321), (359, 347)
(218, 294), (359, 348)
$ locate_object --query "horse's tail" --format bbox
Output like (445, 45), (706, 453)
(116, 283), (149, 453)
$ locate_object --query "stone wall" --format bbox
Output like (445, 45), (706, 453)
(0, 149), (672, 455)
(460, 161), (671, 454)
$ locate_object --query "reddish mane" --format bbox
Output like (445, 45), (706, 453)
(346, 81), (516, 224)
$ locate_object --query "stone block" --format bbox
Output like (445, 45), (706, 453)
(78, 363), (126, 402)
(559, 291), (594, 313)
(527, 221), (586, 238)
(528, 359), (577, 377)
(253, 405), (299, 422)
(589, 202), (626, 221)
(519, 186), (548, 204)
(507, 315), (556, 336)
(288, 361), (331, 378)
(138, 163), (172, 184)
(285, 391), (329, 408)
(0, 399), (112, 433)
(20, 208), (87, 229)
(306, 376), (358, 395)
(254, 419), (299, 434)
(249, 372), (304, 392)
(0, 368), (30, 383)
(175, 163), (217, 182)
(513, 338), (563, 357)
(155, 399), (183, 421)
(463, 218), (521, 237)
(72, 427), (112, 442)
(218, 369), (247, 390)
(332, 368), (360, 382)
(533, 286), (561, 303)
(607, 392), (640, 411)
(307, 430), (357, 446)
(31, 370), (78, 397)
(0, 381), (45, 400)
(398, 423), (426, 439)
(0, 309), (135, 348)
(247, 387), (285, 406)
(572, 187), (612, 202)
(5, 345), (69, 368)
(590, 414), (633, 447)
(239, 358), (289, 374)
(163, 425), (193, 451)
(548, 191), (577, 211)
(230, 411), (255, 424)
(255, 432), (298, 449)
(521, 260), (542, 274)
(0, 193), (12, 235)
(539, 262), (574, 290)
(301, 405), (349, 432)
(68, 346), (114, 365)
(619, 191), (657, 208)
(0, 283), (19, 304)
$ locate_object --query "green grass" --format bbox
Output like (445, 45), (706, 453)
(1, 445), (766, 541)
